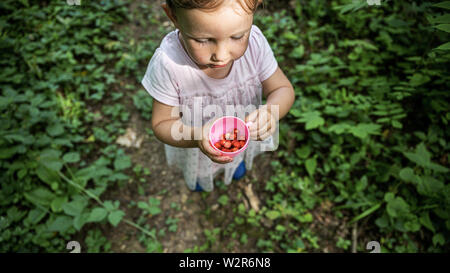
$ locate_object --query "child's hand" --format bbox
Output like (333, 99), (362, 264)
(197, 118), (234, 164)
(245, 105), (277, 141)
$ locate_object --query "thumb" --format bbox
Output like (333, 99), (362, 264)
(245, 110), (258, 123)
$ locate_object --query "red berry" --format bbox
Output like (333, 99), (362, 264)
(224, 141), (231, 149)
(214, 142), (222, 149)
(220, 140), (226, 146)
(239, 140), (246, 147)
(231, 147), (239, 152)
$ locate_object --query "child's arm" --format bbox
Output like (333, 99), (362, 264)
(152, 100), (233, 164)
(245, 66), (295, 141)
(262, 66), (295, 120)
(152, 100), (198, 148)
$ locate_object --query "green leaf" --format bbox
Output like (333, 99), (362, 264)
(426, 162), (449, 173)
(0, 147), (18, 159)
(428, 14), (450, 24)
(434, 42), (450, 50)
(36, 165), (60, 184)
(386, 196), (410, 218)
(114, 155), (131, 171)
(47, 215), (73, 233)
(399, 167), (420, 184)
(290, 45), (305, 58)
(88, 207), (108, 222)
(305, 158), (317, 177)
(417, 176), (444, 196)
(295, 146), (311, 159)
(51, 196), (68, 213)
(26, 208), (47, 225)
(24, 187), (56, 207)
(298, 111), (325, 130)
(432, 233), (445, 246)
(108, 210), (125, 227)
(433, 1), (450, 10)
(298, 213), (313, 223)
(384, 192), (395, 202)
(328, 123), (350, 134)
(403, 142), (431, 168)
(38, 149), (63, 172)
(349, 123), (381, 139)
(409, 73), (431, 86)
(266, 210), (281, 220)
(419, 212), (435, 233)
(148, 197), (160, 206)
(46, 123), (65, 137)
(62, 199), (88, 217)
(137, 201), (149, 210)
(103, 201), (116, 211)
(356, 176), (368, 192)
(148, 206), (162, 215)
(63, 152), (80, 163)
(218, 195), (229, 206)
(349, 203), (382, 224)
(73, 212), (90, 231)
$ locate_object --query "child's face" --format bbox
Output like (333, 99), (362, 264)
(169, 1), (253, 70)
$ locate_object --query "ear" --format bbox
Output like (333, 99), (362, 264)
(161, 3), (180, 29)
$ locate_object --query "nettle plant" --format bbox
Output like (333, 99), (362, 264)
(254, 0), (449, 252)
(0, 0), (156, 252)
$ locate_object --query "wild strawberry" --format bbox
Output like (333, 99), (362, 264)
(223, 141), (231, 149)
(214, 142), (222, 149)
(231, 147), (239, 152)
(239, 140), (245, 147)
(220, 140), (226, 146)
(232, 140), (240, 148)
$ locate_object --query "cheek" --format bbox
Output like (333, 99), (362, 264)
(186, 42), (210, 63)
(232, 41), (249, 58)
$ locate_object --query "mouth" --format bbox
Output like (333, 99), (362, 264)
(209, 63), (228, 68)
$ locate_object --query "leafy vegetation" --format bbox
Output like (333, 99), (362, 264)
(0, 0), (448, 253)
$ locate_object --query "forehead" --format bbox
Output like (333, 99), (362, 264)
(176, 1), (253, 37)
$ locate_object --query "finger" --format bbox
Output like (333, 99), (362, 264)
(211, 155), (233, 164)
(256, 120), (271, 139)
(249, 130), (259, 141)
(245, 110), (259, 127)
(203, 139), (222, 156)
(258, 127), (273, 141)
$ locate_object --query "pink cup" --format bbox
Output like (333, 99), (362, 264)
(209, 116), (253, 158)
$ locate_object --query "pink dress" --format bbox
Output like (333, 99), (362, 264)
(141, 25), (279, 191)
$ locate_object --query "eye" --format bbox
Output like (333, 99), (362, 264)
(231, 35), (244, 41)
(194, 38), (208, 44)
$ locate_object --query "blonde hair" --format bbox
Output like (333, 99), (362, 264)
(167, 0), (262, 14)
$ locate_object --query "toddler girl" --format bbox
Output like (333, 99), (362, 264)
(141, 0), (295, 192)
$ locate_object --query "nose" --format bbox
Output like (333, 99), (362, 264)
(211, 42), (229, 63)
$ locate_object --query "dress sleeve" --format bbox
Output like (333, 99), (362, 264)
(252, 25), (278, 82)
(141, 49), (180, 106)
